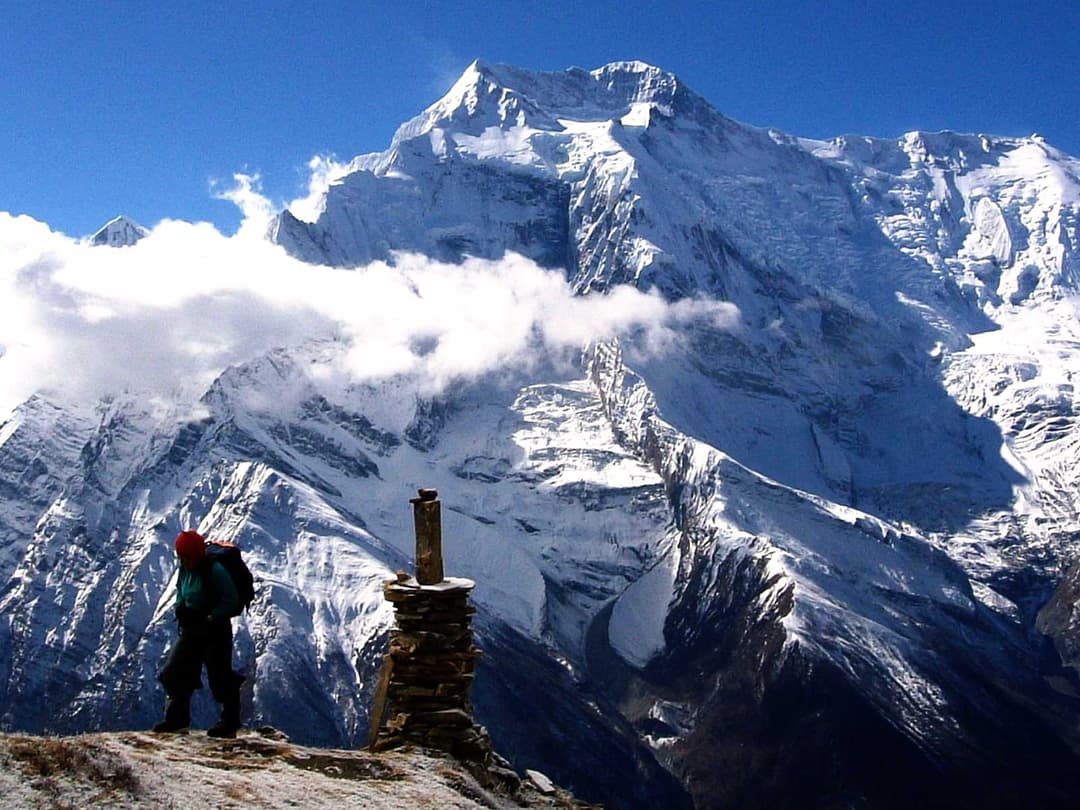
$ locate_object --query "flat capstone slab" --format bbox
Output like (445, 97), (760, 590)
(385, 576), (476, 596)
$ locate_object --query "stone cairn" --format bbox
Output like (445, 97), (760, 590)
(367, 490), (506, 777)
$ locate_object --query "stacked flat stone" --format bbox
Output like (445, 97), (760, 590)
(369, 573), (492, 761)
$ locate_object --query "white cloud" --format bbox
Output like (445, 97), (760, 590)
(287, 156), (353, 223)
(0, 206), (740, 419)
(212, 174), (277, 239)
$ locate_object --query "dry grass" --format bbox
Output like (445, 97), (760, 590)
(286, 749), (405, 781)
(0, 730), (593, 809)
(6, 735), (140, 806)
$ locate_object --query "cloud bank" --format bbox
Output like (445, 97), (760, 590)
(0, 194), (739, 419)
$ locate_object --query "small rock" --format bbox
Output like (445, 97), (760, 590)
(525, 768), (557, 795)
(255, 726), (289, 741)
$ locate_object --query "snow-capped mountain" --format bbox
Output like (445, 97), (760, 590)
(2, 60), (1080, 808)
(88, 215), (148, 247)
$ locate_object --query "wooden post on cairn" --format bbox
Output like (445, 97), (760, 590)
(367, 488), (495, 766)
(412, 488), (444, 585)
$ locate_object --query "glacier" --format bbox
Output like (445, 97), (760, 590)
(2, 59), (1080, 808)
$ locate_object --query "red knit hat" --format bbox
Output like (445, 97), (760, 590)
(175, 530), (206, 560)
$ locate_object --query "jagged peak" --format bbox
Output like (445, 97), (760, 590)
(391, 60), (560, 144)
(392, 59), (711, 146)
(88, 215), (148, 247)
(474, 58), (679, 99)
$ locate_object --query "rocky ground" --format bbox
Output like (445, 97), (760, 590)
(0, 727), (594, 809)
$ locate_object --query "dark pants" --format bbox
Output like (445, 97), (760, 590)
(159, 619), (243, 706)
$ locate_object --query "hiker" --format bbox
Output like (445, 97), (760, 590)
(153, 529), (245, 737)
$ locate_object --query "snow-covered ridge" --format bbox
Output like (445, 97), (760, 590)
(591, 341), (979, 735)
(806, 128), (1080, 306)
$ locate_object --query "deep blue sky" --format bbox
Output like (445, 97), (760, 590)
(4, 0), (1078, 237)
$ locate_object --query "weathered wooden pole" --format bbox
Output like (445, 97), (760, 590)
(411, 488), (444, 585)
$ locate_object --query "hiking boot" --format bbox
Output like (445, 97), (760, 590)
(152, 718), (190, 734)
(208, 697), (241, 738)
(152, 696), (190, 733)
(207, 720), (239, 738)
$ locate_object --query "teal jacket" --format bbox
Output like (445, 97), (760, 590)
(176, 560), (240, 621)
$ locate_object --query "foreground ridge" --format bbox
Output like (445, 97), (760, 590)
(0, 728), (595, 809)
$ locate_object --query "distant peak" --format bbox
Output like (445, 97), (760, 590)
(89, 215), (148, 247)
(465, 57), (494, 75)
(455, 59), (537, 93)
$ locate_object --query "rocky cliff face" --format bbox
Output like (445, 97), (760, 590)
(2, 60), (1079, 808)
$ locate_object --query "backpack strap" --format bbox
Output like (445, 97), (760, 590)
(196, 555), (218, 599)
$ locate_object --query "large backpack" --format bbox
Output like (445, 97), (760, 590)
(202, 541), (256, 616)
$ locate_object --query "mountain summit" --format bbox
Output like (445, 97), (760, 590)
(3, 61), (1080, 808)
(89, 215), (148, 247)
(394, 58), (706, 138)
